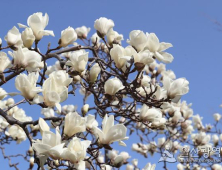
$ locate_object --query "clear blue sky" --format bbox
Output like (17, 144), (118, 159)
(1, 1), (222, 169)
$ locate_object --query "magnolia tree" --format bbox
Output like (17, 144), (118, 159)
(0, 12), (222, 170)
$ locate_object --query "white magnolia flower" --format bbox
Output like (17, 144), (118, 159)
(134, 50), (154, 66)
(9, 47), (43, 72)
(104, 77), (124, 96)
(49, 70), (72, 90)
(60, 27), (77, 47)
(132, 159), (138, 166)
(94, 17), (114, 38)
(161, 70), (176, 80)
(162, 76), (189, 101)
(33, 127), (64, 166)
(21, 28), (35, 48)
(64, 112), (86, 137)
(127, 30), (148, 52)
(41, 108), (55, 118)
(13, 108), (32, 122)
(61, 137), (91, 170)
(66, 50), (88, 73)
(0, 116), (9, 131)
(191, 132), (211, 145)
(85, 114), (98, 129)
(7, 125), (26, 144)
(93, 114), (128, 146)
(91, 33), (101, 45)
(192, 114), (203, 129)
(213, 113), (221, 122)
(89, 63), (101, 83)
(0, 38), (2, 45)
(140, 104), (162, 122)
(4, 26), (22, 46)
(110, 45), (135, 69)
(19, 12), (54, 40)
(107, 28), (123, 45)
(0, 88), (7, 100)
(45, 61), (62, 75)
(0, 52), (11, 73)
(42, 76), (69, 112)
(15, 72), (41, 100)
(126, 164), (134, 170)
(143, 163), (156, 170)
(146, 33), (173, 63)
(62, 105), (76, 114)
(212, 134), (219, 145)
(39, 118), (50, 135)
(75, 26), (91, 39)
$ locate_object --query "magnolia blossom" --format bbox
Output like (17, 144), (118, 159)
(59, 26), (77, 47)
(39, 118), (50, 135)
(0, 116), (9, 131)
(146, 33), (173, 63)
(42, 76), (69, 112)
(75, 26), (91, 39)
(45, 61), (62, 75)
(9, 47), (43, 72)
(41, 108), (54, 118)
(4, 26), (22, 46)
(33, 127), (64, 166)
(85, 114), (98, 129)
(104, 77), (124, 96)
(93, 114), (128, 146)
(64, 112), (86, 137)
(94, 17), (114, 37)
(127, 30), (148, 52)
(15, 72), (41, 100)
(110, 45), (135, 69)
(107, 28), (123, 45)
(140, 104), (162, 122)
(49, 70), (72, 89)
(6, 125), (26, 144)
(214, 113), (221, 122)
(21, 28), (35, 48)
(191, 132), (211, 145)
(0, 52), (11, 73)
(134, 50), (154, 67)
(61, 137), (91, 170)
(0, 38), (2, 45)
(66, 50), (88, 73)
(13, 108), (32, 122)
(162, 76), (189, 101)
(19, 12), (54, 40)
(89, 63), (101, 83)
(91, 33), (101, 45)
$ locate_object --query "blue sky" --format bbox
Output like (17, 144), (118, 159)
(1, 1), (222, 169)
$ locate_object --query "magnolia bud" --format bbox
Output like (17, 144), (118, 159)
(59, 27), (77, 47)
(89, 63), (101, 83)
(21, 28), (35, 48)
(214, 113), (221, 122)
(29, 157), (34, 169)
(82, 104), (89, 116)
(28, 146), (34, 155)
(0, 38), (2, 46)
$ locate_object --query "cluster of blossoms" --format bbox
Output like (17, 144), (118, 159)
(0, 12), (221, 170)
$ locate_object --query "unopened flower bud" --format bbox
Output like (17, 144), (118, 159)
(82, 104), (89, 116)
(29, 157), (34, 169)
